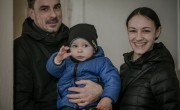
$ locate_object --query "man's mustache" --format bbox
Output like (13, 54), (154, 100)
(46, 18), (58, 24)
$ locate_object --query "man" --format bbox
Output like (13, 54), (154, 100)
(14, 0), (102, 110)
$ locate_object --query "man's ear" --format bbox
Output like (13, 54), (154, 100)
(28, 8), (35, 20)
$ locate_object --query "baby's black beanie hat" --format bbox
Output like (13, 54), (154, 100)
(68, 23), (98, 53)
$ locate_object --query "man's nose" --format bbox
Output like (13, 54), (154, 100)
(49, 9), (57, 18)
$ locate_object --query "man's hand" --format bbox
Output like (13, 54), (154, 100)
(67, 80), (103, 106)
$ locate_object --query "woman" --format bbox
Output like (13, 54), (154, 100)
(114, 7), (180, 110)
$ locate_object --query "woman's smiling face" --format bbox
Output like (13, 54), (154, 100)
(127, 15), (160, 60)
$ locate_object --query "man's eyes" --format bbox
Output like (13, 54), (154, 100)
(40, 7), (49, 11)
(54, 4), (61, 9)
(128, 30), (136, 33)
(39, 4), (61, 12)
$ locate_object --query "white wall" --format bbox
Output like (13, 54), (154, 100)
(14, 0), (27, 38)
(0, 0), (13, 109)
(177, 0), (180, 80)
(67, 0), (178, 70)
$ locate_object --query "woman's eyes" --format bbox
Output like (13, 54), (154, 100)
(143, 30), (151, 32)
(128, 30), (151, 33)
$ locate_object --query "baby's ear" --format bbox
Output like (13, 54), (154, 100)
(93, 50), (96, 54)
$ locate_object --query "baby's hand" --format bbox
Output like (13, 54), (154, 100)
(54, 45), (71, 64)
(96, 97), (112, 110)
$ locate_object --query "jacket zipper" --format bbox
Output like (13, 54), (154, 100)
(73, 63), (79, 108)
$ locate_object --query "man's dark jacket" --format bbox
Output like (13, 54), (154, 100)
(14, 17), (69, 110)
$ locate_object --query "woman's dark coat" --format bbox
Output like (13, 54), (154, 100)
(114, 42), (180, 110)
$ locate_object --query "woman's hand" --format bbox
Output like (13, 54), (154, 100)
(67, 80), (103, 106)
(96, 97), (112, 110)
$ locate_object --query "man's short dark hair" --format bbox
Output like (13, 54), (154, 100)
(27, 0), (35, 9)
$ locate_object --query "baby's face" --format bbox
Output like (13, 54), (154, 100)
(70, 38), (94, 61)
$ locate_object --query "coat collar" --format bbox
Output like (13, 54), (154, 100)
(22, 17), (69, 46)
(120, 42), (175, 96)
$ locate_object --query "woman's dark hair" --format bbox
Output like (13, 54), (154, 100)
(27, 0), (35, 9)
(126, 7), (161, 29)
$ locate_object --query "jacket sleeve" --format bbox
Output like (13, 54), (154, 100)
(14, 40), (40, 110)
(99, 58), (121, 103)
(151, 64), (180, 110)
(46, 52), (66, 78)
